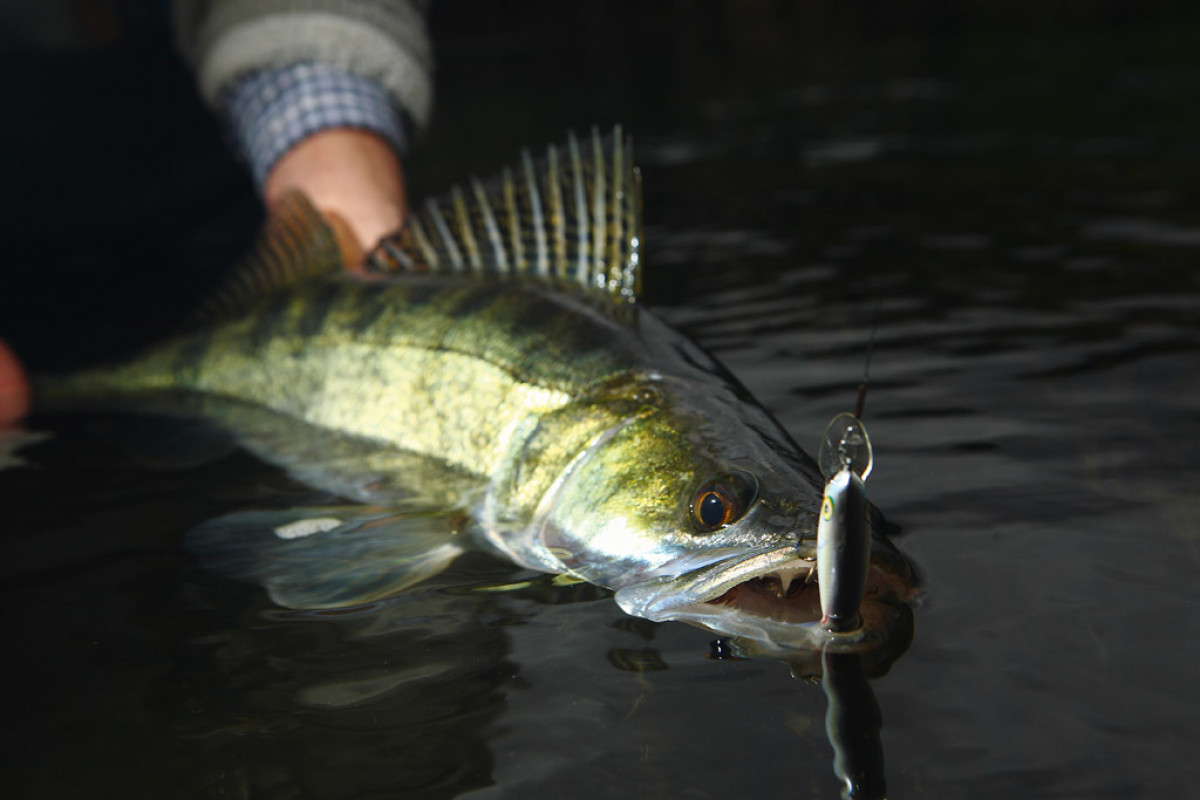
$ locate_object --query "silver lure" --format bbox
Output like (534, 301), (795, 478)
(816, 412), (873, 633)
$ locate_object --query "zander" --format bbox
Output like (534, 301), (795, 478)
(39, 129), (918, 650)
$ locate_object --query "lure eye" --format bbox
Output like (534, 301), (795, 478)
(690, 473), (757, 532)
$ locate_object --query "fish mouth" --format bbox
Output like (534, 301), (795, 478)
(709, 564), (823, 621)
(613, 543), (918, 650)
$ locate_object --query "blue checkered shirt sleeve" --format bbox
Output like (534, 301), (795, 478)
(221, 62), (410, 189)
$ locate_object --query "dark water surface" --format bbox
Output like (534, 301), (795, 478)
(3, 4), (1200, 798)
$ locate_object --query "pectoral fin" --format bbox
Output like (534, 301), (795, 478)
(186, 506), (468, 609)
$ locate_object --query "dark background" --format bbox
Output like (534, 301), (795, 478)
(6, 1), (1200, 369)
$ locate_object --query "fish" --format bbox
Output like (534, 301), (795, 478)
(38, 128), (918, 651)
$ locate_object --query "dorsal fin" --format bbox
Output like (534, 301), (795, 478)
(188, 191), (345, 326)
(368, 126), (644, 302)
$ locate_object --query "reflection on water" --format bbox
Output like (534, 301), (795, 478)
(822, 651), (887, 799)
(4, 3), (1200, 798)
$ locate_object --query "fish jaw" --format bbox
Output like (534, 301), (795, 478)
(613, 546), (814, 619)
(612, 540), (918, 651)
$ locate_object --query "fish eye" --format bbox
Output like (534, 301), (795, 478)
(690, 473), (757, 532)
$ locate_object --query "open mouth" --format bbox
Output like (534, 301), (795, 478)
(709, 569), (821, 621)
(614, 543), (919, 651)
(706, 563), (906, 628)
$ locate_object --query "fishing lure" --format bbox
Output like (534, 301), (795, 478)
(815, 312), (879, 634)
(816, 412), (873, 633)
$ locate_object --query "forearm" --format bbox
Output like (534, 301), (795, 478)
(174, 0), (433, 265)
(173, 0), (434, 134)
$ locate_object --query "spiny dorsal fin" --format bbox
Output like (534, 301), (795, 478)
(368, 126), (644, 302)
(188, 191), (345, 326)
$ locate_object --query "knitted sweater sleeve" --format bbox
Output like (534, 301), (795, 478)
(173, 0), (433, 187)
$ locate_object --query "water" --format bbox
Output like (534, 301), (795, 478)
(3, 4), (1200, 798)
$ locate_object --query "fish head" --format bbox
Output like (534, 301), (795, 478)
(532, 376), (918, 649)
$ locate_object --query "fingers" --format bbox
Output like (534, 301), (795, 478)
(263, 128), (408, 270)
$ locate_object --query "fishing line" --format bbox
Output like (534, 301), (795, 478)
(853, 299), (882, 420)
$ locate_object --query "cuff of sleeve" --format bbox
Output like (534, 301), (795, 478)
(220, 62), (410, 189)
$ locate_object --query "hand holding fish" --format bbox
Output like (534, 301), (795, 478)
(263, 128), (409, 272)
(0, 127), (409, 427)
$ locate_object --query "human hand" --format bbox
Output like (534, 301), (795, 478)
(263, 128), (408, 272)
(0, 130), (410, 424)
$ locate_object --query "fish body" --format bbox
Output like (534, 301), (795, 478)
(40, 130), (918, 649)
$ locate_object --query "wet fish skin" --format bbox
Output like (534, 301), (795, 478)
(47, 270), (827, 588)
(488, 358), (826, 592)
(49, 278), (619, 471)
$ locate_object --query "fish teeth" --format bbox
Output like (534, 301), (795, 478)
(742, 559), (819, 600)
(761, 562), (816, 597)
(753, 563), (811, 594)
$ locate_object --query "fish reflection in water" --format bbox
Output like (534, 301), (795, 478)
(22, 129), (920, 798)
(144, 556), (904, 798)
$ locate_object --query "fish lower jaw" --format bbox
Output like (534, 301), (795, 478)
(618, 565), (910, 654)
(613, 548), (916, 651)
